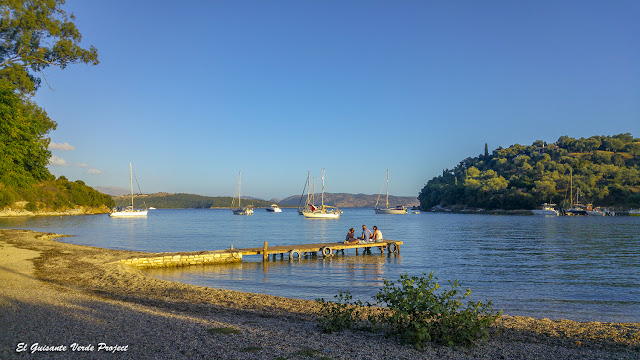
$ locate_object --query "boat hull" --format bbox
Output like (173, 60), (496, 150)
(109, 210), (148, 217)
(587, 210), (605, 216)
(302, 211), (340, 219)
(375, 208), (408, 214)
(531, 209), (558, 216)
(233, 208), (254, 215)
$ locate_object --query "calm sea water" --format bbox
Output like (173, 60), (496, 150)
(1, 208), (638, 323)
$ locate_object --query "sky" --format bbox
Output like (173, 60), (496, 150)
(38, 0), (640, 200)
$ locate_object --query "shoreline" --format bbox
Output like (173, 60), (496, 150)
(0, 229), (638, 359)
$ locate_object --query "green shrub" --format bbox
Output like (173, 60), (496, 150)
(316, 291), (363, 333)
(374, 272), (501, 348)
(0, 187), (17, 208)
(25, 202), (37, 211)
(315, 273), (501, 348)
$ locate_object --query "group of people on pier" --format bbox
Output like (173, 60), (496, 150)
(344, 225), (382, 245)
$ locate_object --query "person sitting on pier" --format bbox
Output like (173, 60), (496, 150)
(372, 226), (383, 242)
(345, 228), (358, 244)
(360, 225), (373, 243)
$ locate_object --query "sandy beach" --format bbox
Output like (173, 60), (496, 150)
(0, 229), (638, 359)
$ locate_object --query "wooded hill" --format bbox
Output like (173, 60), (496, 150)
(115, 192), (420, 209)
(0, 1), (110, 214)
(418, 134), (640, 211)
(116, 193), (277, 209)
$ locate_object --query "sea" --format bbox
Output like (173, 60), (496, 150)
(1, 208), (638, 323)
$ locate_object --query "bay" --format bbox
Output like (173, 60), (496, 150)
(1, 208), (638, 323)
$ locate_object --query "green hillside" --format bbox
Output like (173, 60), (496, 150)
(0, 83), (114, 213)
(120, 193), (277, 209)
(418, 134), (640, 211)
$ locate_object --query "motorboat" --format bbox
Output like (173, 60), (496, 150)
(586, 204), (605, 216)
(266, 204), (282, 212)
(531, 203), (559, 216)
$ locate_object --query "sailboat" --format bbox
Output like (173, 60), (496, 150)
(297, 171), (311, 215)
(302, 169), (341, 219)
(232, 171), (253, 215)
(375, 170), (407, 214)
(109, 163), (148, 217)
(565, 168), (587, 215)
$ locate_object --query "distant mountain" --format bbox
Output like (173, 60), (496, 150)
(108, 192), (418, 209)
(112, 193), (275, 209)
(94, 186), (130, 196)
(279, 192), (419, 208)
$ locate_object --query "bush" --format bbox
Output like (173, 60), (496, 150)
(315, 272), (501, 348)
(0, 187), (17, 208)
(316, 291), (363, 333)
(25, 202), (37, 211)
(375, 272), (501, 348)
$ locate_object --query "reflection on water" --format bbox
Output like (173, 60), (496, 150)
(145, 252), (401, 301)
(1, 209), (639, 322)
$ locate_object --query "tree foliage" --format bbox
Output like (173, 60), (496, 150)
(0, 0), (99, 94)
(419, 134), (640, 210)
(0, 80), (55, 186)
(0, 1), (107, 211)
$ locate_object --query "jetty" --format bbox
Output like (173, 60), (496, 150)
(237, 239), (403, 262)
(121, 240), (404, 269)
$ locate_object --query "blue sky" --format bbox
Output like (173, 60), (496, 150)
(39, 0), (639, 199)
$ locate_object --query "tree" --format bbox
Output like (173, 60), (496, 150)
(0, 81), (55, 186)
(0, 0), (99, 94)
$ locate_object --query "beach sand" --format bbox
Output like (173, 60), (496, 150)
(0, 229), (638, 359)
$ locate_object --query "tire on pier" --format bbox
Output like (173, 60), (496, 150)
(387, 243), (398, 254)
(289, 249), (302, 260)
(321, 246), (333, 257)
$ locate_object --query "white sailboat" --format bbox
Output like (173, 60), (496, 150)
(375, 169), (407, 214)
(298, 171), (311, 215)
(302, 169), (341, 219)
(232, 171), (253, 215)
(109, 163), (148, 217)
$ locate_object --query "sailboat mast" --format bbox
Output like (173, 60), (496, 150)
(130, 162), (134, 209)
(238, 171), (242, 208)
(306, 171), (311, 206)
(570, 168), (573, 207)
(299, 171), (310, 211)
(386, 169), (389, 209)
(321, 168), (325, 207)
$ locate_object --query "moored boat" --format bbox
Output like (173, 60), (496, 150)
(231, 171), (253, 215)
(531, 203), (559, 216)
(586, 204), (605, 216)
(302, 169), (341, 219)
(375, 169), (408, 214)
(266, 204), (282, 212)
(629, 209), (640, 216)
(109, 163), (148, 218)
